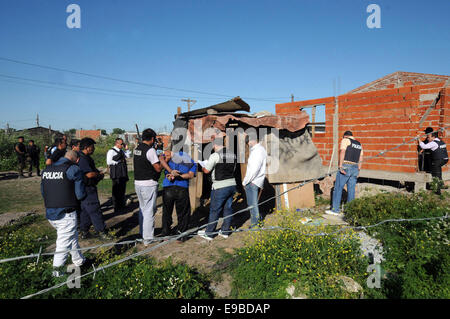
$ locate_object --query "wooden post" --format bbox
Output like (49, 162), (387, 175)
(311, 105), (316, 137)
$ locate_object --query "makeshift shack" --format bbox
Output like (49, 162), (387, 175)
(171, 97), (323, 215)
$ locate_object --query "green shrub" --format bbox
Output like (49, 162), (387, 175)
(344, 192), (450, 298)
(0, 217), (212, 299)
(230, 209), (368, 299)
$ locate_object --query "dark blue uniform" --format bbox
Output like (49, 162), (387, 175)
(78, 152), (106, 233)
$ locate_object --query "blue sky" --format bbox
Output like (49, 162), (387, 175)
(0, 0), (449, 133)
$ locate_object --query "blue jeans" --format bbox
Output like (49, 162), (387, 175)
(245, 183), (261, 227)
(80, 186), (106, 233)
(205, 185), (236, 236)
(331, 164), (359, 213)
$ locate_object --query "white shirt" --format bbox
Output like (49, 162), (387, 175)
(134, 148), (160, 187)
(106, 147), (131, 166)
(419, 138), (440, 152)
(242, 143), (267, 188)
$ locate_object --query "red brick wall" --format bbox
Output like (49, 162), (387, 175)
(276, 82), (449, 174)
(76, 129), (101, 140)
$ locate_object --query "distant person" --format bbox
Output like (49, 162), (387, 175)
(78, 138), (112, 240)
(197, 137), (237, 241)
(41, 150), (88, 277)
(159, 142), (197, 242)
(418, 127), (433, 173)
(14, 136), (27, 179)
(242, 134), (267, 228)
(106, 138), (131, 213)
(46, 138), (67, 166)
(418, 131), (448, 195)
(133, 128), (163, 246)
(26, 139), (41, 177)
(326, 131), (363, 216)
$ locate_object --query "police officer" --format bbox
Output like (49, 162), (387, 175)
(78, 138), (112, 240)
(133, 128), (163, 245)
(419, 131), (448, 195)
(197, 136), (237, 240)
(26, 139), (41, 177)
(14, 136), (27, 179)
(326, 130), (364, 216)
(107, 138), (131, 213)
(46, 137), (67, 166)
(418, 127), (433, 173)
(41, 150), (88, 277)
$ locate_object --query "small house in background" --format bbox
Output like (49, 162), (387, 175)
(75, 129), (102, 140)
(15, 126), (63, 139)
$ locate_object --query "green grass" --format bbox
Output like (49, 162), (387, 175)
(0, 178), (44, 214)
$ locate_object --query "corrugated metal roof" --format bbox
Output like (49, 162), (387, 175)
(176, 96), (250, 119)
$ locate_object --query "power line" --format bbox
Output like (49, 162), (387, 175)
(0, 57), (286, 103)
(0, 74), (226, 101)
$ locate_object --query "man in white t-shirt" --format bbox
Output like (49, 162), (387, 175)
(242, 134), (267, 228)
(133, 129), (163, 245)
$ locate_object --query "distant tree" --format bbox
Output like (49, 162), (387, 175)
(112, 128), (125, 135)
(101, 129), (107, 135)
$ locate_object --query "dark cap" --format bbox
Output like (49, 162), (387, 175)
(343, 130), (353, 137)
(424, 127), (433, 134)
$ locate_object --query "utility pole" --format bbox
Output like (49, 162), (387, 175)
(291, 94), (294, 103)
(36, 114), (40, 127)
(6, 123), (9, 135)
(181, 98), (197, 112)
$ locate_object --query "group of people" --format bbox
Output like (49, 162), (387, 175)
(30, 125), (448, 276)
(325, 127), (448, 216)
(38, 127), (268, 276)
(14, 136), (41, 178)
(133, 129), (267, 244)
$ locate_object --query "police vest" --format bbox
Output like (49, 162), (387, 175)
(41, 162), (79, 209)
(109, 148), (128, 180)
(133, 143), (160, 181)
(343, 138), (362, 164)
(214, 148), (237, 181)
(432, 140), (448, 161)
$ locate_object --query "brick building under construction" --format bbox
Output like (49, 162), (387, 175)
(276, 71), (450, 191)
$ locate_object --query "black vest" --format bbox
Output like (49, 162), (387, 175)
(133, 143), (160, 181)
(432, 139), (448, 161)
(214, 148), (237, 181)
(343, 138), (362, 163)
(109, 148), (128, 180)
(41, 162), (79, 209)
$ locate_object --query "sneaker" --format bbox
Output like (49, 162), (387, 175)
(218, 230), (229, 239)
(52, 266), (66, 278)
(325, 210), (341, 216)
(80, 231), (91, 239)
(97, 231), (114, 241)
(143, 239), (154, 246)
(197, 230), (213, 241)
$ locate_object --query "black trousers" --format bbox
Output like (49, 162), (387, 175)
(431, 159), (448, 194)
(112, 177), (128, 211)
(27, 157), (40, 175)
(162, 186), (191, 236)
(17, 156), (26, 176)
